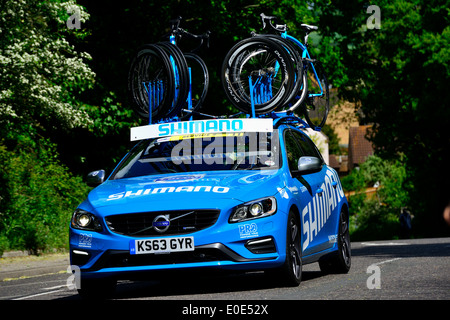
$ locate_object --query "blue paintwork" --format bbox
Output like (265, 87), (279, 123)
(69, 122), (347, 280)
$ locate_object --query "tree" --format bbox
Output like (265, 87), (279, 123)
(314, 0), (450, 236)
(0, 0), (95, 136)
(0, 0), (96, 253)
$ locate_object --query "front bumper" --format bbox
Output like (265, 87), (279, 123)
(69, 209), (288, 279)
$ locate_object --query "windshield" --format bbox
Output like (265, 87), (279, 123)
(111, 131), (280, 179)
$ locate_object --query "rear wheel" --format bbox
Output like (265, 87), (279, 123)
(180, 52), (209, 119)
(319, 208), (351, 274)
(157, 42), (190, 118)
(221, 37), (295, 115)
(302, 61), (329, 130)
(266, 210), (302, 286)
(128, 44), (175, 122)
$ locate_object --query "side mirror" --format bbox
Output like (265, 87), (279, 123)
(86, 170), (106, 187)
(297, 156), (322, 174)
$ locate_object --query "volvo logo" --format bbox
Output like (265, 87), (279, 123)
(152, 215), (170, 233)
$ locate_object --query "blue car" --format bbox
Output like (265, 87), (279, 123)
(69, 116), (351, 297)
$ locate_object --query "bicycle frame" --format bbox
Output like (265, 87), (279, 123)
(281, 32), (324, 99)
(250, 24), (325, 109)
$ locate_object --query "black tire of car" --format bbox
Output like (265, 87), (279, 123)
(77, 277), (117, 299)
(319, 208), (351, 274)
(266, 210), (302, 286)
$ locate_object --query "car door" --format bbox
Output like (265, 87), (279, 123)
(283, 129), (331, 257)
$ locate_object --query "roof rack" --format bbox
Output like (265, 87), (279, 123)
(132, 75), (315, 141)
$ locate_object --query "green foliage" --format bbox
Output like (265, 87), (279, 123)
(314, 0), (450, 236)
(0, 137), (90, 254)
(0, 0), (95, 133)
(1, 0), (449, 252)
(341, 155), (411, 240)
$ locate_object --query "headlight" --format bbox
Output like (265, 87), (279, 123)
(229, 197), (277, 223)
(71, 209), (103, 232)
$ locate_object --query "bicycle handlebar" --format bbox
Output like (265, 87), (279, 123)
(165, 16), (210, 51)
(260, 13), (287, 33)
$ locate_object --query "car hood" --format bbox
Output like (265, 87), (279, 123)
(85, 170), (285, 214)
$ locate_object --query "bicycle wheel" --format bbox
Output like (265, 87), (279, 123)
(253, 34), (304, 112)
(128, 44), (175, 122)
(222, 37), (295, 115)
(157, 42), (190, 118)
(180, 52), (209, 120)
(302, 61), (329, 130)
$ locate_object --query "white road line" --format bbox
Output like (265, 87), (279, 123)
(361, 242), (409, 246)
(42, 284), (67, 290)
(373, 257), (402, 266)
(13, 289), (64, 300)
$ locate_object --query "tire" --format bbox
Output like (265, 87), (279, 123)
(319, 208), (351, 274)
(221, 37), (295, 115)
(180, 52), (209, 120)
(157, 42), (190, 118)
(253, 34), (304, 112)
(266, 210), (302, 286)
(128, 44), (175, 122)
(302, 61), (329, 130)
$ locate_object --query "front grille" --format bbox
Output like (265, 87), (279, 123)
(105, 210), (220, 237)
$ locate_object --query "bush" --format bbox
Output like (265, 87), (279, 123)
(341, 155), (411, 240)
(0, 137), (90, 254)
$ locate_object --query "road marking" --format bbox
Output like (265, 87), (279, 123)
(373, 257), (402, 266)
(43, 284), (67, 290)
(361, 242), (409, 246)
(13, 289), (64, 300)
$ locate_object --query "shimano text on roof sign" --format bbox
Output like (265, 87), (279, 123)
(130, 118), (273, 141)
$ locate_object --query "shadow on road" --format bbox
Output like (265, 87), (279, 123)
(351, 239), (450, 259)
(57, 269), (325, 300)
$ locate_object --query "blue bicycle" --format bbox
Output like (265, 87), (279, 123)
(222, 13), (329, 130)
(128, 17), (210, 123)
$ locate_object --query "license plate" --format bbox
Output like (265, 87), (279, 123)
(130, 236), (194, 255)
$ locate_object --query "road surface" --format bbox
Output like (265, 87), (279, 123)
(1, 237), (449, 302)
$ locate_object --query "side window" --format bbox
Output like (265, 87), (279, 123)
(284, 130), (305, 172)
(290, 130), (324, 162)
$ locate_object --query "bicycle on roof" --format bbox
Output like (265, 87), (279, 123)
(128, 17), (210, 124)
(221, 13), (329, 131)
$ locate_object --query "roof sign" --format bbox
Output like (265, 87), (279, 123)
(130, 118), (273, 141)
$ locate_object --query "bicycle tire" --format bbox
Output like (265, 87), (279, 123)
(253, 34), (304, 111)
(181, 52), (209, 120)
(128, 44), (175, 122)
(157, 42), (190, 118)
(302, 61), (329, 130)
(221, 37), (295, 115)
